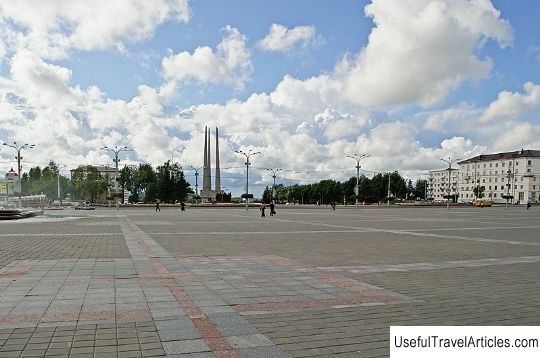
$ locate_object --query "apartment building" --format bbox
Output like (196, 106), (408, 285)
(428, 149), (540, 204)
(458, 149), (540, 204)
(428, 168), (459, 202)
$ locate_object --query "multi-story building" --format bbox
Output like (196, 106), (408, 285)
(428, 149), (540, 204)
(428, 168), (459, 202)
(458, 149), (540, 204)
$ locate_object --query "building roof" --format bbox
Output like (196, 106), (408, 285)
(458, 149), (540, 165)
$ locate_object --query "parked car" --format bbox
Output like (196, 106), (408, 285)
(74, 203), (95, 210)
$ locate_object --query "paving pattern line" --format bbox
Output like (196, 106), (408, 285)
(202, 209), (540, 247)
(119, 216), (244, 357)
(317, 255), (540, 274)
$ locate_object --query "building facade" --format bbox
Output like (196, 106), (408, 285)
(428, 168), (459, 202)
(458, 149), (540, 204)
(428, 149), (540, 204)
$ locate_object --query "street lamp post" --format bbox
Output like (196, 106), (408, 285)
(235, 149), (260, 210)
(2, 142), (35, 208)
(440, 157), (461, 210)
(57, 164), (67, 206)
(101, 145), (131, 211)
(189, 166), (202, 203)
(266, 168), (282, 203)
(347, 154), (370, 208)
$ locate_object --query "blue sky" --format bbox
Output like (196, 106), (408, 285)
(1, 0), (540, 196)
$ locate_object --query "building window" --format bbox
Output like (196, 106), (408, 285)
(520, 185), (523, 189)
(495, 186), (497, 190)
(502, 162), (505, 167)
(483, 164), (486, 168)
(528, 160), (532, 166)
(494, 193), (497, 198)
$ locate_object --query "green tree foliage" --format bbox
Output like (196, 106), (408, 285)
(120, 162), (192, 203)
(21, 161), (69, 200)
(264, 171), (412, 204)
(473, 185), (485, 199)
(71, 165), (107, 203)
(414, 179), (427, 200)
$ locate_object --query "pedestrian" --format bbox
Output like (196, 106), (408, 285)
(260, 203), (266, 217)
(331, 201), (336, 210)
(155, 201), (160, 212)
(180, 202), (185, 212)
(269, 202), (276, 216)
(527, 199), (531, 211)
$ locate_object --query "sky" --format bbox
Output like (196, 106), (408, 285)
(1, 0), (540, 197)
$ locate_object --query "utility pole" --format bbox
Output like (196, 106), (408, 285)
(235, 149), (260, 210)
(387, 174), (391, 206)
(504, 169), (513, 210)
(189, 166), (202, 203)
(347, 154), (370, 208)
(101, 145), (131, 211)
(440, 157), (461, 210)
(56, 164), (67, 206)
(266, 168), (282, 203)
(3, 142), (35, 208)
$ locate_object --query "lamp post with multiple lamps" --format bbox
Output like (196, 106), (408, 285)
(101, 145), (131, 210)
(2, 142), (35, 208)
(347, 154), (370, 208)
(266, 168), (282, 203)
(189, 165), (202, 202)
(235, 149), (260, 210)
(440, 157), (461, 210)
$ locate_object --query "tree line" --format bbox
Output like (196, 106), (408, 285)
(262, 172), (428, 204)
(20, 160), (193, 204)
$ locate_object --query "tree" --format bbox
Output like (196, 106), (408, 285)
(473, 185), (485, 199)
(71, 165), (107, 203)
(414, 179), (427, 200)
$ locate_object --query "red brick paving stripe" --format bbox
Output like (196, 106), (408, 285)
(234, 294), (401, 313)
(0, 260), (34, 278)
(121, 218), (240, 356)
(262, 255), (309, 270)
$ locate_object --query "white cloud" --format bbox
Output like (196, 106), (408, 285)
(480, 82), (540, 123)
(338, 0), (513, 107)
(0, 0), (534, 196)
(162, 26), (252, 91)
(490, 122), (540, 152)
(258, 24), (320, 52)
(422, 102), (479, 131)
(313, 108), (371, 142)
(0, 0), (191, 59)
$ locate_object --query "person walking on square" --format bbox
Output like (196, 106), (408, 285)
(180, 202), (185, 212)
(269, 202), (276, 216)
(155, 200), (160, 212)
(260, 203), (266, 217)
(527, 199), (531, 211)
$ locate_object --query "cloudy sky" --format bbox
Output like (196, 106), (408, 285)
(1, 0), (540, 196)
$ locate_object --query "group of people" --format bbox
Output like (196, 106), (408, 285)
(155, 201), (185, 212)
(260, 202), (276, 217)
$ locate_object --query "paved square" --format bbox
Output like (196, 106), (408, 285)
(1, 206), (539, 357)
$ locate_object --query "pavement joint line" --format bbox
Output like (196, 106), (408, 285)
(119, 217), (243, 357)
(316, 255), (540, 273)
(204, 210), (540, 247)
